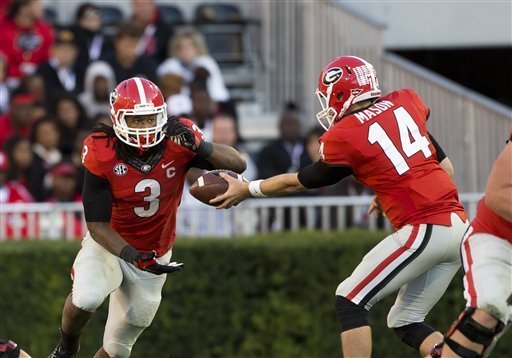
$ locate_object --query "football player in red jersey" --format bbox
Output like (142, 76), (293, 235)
(437, 131), (512, 358)
(50, 77), (246, 358)
(211, 56), (469, 357)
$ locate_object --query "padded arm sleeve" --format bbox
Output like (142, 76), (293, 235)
(298, 160), (353, 189)
(428, 132), (446, 163)
(82, 168), (112, 222)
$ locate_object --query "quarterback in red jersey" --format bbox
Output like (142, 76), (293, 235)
(212, 56), (468, 357)
(50, 77), (246, 358)
(439, 131), (512, 358)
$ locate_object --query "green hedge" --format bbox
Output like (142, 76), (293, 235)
(0, 231), (509, 357)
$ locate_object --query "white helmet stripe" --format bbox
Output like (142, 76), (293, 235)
(133, 77), (147, 105)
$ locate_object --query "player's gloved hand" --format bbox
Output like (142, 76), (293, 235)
(120, 245), (184, 275)
(163, 117), (213, 158)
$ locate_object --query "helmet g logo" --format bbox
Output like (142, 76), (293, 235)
(322, 67), (343, 85)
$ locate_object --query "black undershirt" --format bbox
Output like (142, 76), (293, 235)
(82, 169), (112, 222)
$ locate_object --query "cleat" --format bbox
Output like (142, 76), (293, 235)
(49, 343), (79, 358)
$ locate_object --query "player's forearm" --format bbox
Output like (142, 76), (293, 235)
(205, 143), (247, 174)
(486, 190), (512, 222)
(87, 221), (130, 257)
(485, 145), (512, 221)
(258, 173), (307, 196)
(439, 157), (454, 178)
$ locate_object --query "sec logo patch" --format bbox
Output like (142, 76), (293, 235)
(113, 163), (128, 176)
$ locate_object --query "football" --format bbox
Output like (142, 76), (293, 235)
(189, 170), (248, 206)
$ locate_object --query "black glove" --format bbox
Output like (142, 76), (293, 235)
(163, 118), (213, 158)
(164, 118), (198, 151)
(120, 245), (184, 275)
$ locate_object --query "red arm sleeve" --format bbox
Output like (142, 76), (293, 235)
(318, 130), (354, 168)
(81, 135), (105, 178)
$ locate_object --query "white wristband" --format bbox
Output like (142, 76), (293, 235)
(248, 180), (267, 197)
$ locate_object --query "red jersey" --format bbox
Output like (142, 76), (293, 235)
(471, 197), (512, 243)
(81, 118), (202, 256)
(0, 16), (54, 80)
(320, 89), (466, 229)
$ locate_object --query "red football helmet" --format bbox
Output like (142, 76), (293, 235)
(315, 56), (381, 130)
(110, 77), (167, 148)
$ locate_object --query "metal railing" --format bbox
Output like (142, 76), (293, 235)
(382, 53), (512, 193)
(0, 193), (483, 240)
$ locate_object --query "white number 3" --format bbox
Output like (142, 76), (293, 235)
(134, 179), (161, 217)
(368, 107), (432, 175)
(81, 145), (88, 164)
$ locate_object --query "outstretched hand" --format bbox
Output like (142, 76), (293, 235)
(209, 172), (251, 209)
(134, 250), (184, 275)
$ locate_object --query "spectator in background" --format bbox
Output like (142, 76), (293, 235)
(36, 27), (83, 97)
(92, 113), (111, 127)
(188, 81), (217, 140)
(157, 72), (192, 117)
(78, 61), (116, 120)
(131, 0), (173, 65)
(212, 113), (257, 181)
(257, 103), (312, 179)
(18, 73), (45, 103)
(0, 150), (33, 203)
(103, 22), (156, 83)
(0, 54), (8, 114)
(70, 128), (90, 192)
(3, 135), (35, 199)
(0, 0), (54, 88)
(73, 3), (112, 68)
(28, 116), (62, 200)
(0, 91), (36, 149)
(157, 26), (230, 103)
(47, 162), (81, 203)
(50, 94), (88, 156)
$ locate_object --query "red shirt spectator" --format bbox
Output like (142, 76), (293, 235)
(0, 92), (36, 149)
(0, 150), (35, 239)
(0, 0), (54, 87)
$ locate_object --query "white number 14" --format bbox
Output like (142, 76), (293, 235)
(368, 107), (431, 175)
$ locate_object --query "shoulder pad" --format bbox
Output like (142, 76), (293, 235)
(81, 134), (116, 177)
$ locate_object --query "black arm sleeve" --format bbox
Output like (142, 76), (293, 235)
(427, 132), (447, 163)
(82, 169), (112, 222)
(189, 156), (215, 170)
(297, 161), (353, 189)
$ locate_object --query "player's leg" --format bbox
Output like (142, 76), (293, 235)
(51, 233), (123, 357)
(441, 231), (511, 358)
(100, 250), (172, 358)
(387, 213), (468, 357)
(335, 223), (440, 357)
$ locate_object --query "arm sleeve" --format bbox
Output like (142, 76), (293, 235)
(297, 160), (353, 189)
(82, 169), (112, 222)
(427, 132), (447, 163)
(189, 156), (215, 170)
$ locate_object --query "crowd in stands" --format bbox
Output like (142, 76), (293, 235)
(0, 0), (374, 236)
